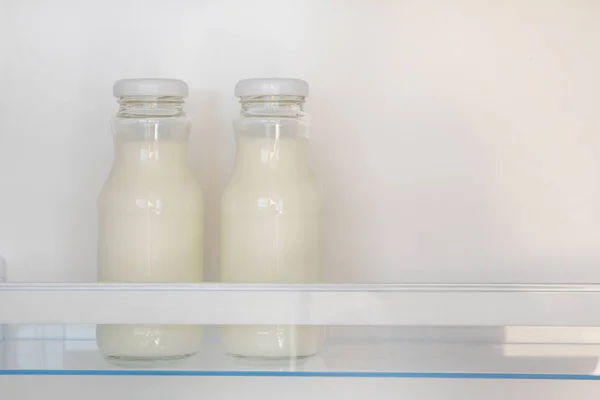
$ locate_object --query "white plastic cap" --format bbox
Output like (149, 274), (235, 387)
(235, 78), (309, 98)
(113, 78), (189, 98)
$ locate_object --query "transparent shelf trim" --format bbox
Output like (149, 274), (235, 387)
(3, 283), (600, 326)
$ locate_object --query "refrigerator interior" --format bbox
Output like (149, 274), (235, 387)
(2, 0), (600, 398)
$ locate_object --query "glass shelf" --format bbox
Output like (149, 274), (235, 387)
(2, 325), (600, 380)
(4, 283), (600, 380)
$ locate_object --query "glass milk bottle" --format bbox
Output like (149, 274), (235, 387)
(221, 78), (324, 358)
(97, 79), (203, 363)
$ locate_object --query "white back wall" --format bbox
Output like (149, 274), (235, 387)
(1, 0), (599, 283)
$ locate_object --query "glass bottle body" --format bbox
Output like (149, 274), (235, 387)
(97, 96), (203, 363)
(221, 95), (324, 358)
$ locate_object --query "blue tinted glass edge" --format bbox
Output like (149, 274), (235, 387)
(1, 370), (600, 380)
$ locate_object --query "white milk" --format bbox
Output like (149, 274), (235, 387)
(221, 137), (324, 358)
(97, 140), (203, 361)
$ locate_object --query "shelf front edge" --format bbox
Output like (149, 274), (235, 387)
(1, 283), (598, 326)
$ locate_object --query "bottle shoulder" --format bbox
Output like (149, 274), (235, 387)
(99, 175), (203, 208)
(222, 177), (322, 212)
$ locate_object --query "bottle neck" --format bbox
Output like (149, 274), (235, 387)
(112, 96), (190, 177)
(233, 95), (312, 178)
